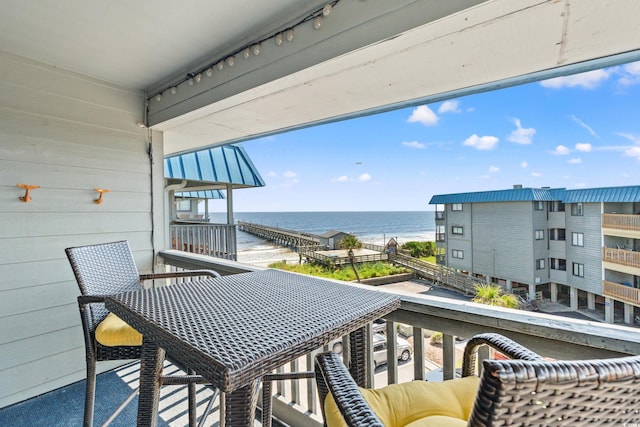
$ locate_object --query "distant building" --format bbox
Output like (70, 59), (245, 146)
(429, 185), (640, 324)
(319, 230), (353, 250)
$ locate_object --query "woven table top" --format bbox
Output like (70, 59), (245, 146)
(105, 269), (400, 392)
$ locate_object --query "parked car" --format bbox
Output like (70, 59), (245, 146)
(373, 333), (412, 368)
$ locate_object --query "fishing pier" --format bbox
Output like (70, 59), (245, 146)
(237, 221), (484, 294)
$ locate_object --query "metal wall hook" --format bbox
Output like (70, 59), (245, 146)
(17, 184), (40, 202)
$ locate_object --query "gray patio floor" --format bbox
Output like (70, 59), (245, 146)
(0, 361), (225, 427)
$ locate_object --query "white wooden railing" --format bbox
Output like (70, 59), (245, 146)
(169, 222), (237, 260)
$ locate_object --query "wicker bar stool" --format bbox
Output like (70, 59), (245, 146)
(315, 332), (640, 426)
(66, 240), (221, 427)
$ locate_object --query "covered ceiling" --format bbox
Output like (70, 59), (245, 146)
(3, 0), (640, 155)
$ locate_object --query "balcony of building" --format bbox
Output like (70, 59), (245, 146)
(5, 250), (640, 426)
(602, 247), (640, 276)
(603, 280), (640, 307)
(603, 214), (640, 239)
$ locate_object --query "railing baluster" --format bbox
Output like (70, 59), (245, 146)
(442, 334), (455, 380)
(413, 327), (425, 380)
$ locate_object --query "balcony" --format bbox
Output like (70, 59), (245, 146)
(435, 233), (445, 242)
(152, 251), (640, 426)
(435, 211), (445, 220)
(602, 246), (640, 272)
(603, 213), (640, 238)
(603, 280), (640, 305)
(170, 222), (237, 260)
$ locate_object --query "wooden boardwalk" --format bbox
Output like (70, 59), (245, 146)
(238, 221), (484, 295)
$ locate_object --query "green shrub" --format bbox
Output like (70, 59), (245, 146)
(401, 241), (435, 258)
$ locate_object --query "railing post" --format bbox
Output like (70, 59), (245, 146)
(442, 334), (455, 380)
(413, 327), (425, 380)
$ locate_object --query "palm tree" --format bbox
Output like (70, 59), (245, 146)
(338, 235), (362, 282)
(473, 284), (519, 309)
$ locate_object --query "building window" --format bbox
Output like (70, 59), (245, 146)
(452, 203), (463, 211)
(548, 201), (565, 212)
(550, 258), (567, 271)
(536, 259), (545, 270)
(176, 200), (192, 211)
(549, 228), (566, 241)
(572, 262), (584, 277)
(535, 230), (544, 240)
(452, 249), (464, 259)
(534, 201), (544, 211)
(571, 202), (583, 216)
(571, 232), (584, 247)
(452, 226), (463, 235)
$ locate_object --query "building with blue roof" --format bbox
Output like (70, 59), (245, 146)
(429, 185), (640, 325)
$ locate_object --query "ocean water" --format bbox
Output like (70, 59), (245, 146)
(207, 211), (436, 266)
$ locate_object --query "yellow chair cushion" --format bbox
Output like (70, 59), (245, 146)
(95, 312), (142, 346)
(325, 376), (480, 427)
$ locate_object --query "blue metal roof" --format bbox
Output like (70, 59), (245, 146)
(175, 190), (224, 199)
(429, 188), (560, 205)
(165, 144), (265, 188)
(563, 186), (640, 203)
(429, 185), (640, 205)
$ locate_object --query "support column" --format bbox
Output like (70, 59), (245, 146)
(486, 275), (492, 284)
(505, 280), (512, 292)
(550, 283), (558, 303)
(587, 293), (595, 310)
(604, 297), (615, 324)
(528, 283), (536, 302)
(624, 303), (633, 324)
(570, 287), (578, 310)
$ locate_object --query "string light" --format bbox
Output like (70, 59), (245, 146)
(149, 1), (340, 102)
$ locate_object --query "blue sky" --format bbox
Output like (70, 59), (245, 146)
(214, 61), (640, 212)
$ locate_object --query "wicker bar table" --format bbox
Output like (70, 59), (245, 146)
(105, 269), (400, 427)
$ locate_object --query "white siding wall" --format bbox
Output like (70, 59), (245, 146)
(566, 202), (603, 295)
(0, 53), (165, 408)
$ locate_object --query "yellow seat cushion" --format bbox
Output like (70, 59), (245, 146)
(325, 376), (479, 427)
(95, 312), (142, 346)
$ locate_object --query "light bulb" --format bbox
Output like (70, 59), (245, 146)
(322, 4), (332, 16)
(275, 33), (283, 46)
(206, 68), (213, 77)
(217, 61), (224, 71)
(313, 16), (323, 30)
(286, 29), (294, 42)
(195, 73), (202, 83)
(226, 56), (235, 67)
(243, 48), (251, 59)
(155, 94), (162, 102)
(188, 78), (194, 86)
(170, 87), (177, 95)
(252, 44), (261, 56)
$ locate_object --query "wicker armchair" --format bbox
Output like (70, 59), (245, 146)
(65, 240), (221, 427)
(315, 332), (640, 426)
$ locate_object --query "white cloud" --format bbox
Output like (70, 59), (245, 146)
(568, 158), (583, 164)
(574, 182), (587, 188)
(463, 134), (499, 150)
(552, 145), (570, 155)
(358, 173), (372, 182)
(282, 171), (297, 178)
(619, 61), (640, 86)
(616, 132), (640, 145)
(521, 161), (528, 168)
(575, 143), (592, 152)
(407, 105), (439, 126)
(489, 166), (500, 173)
(402, 141), (426, 149)
(267, 171), (278, 177)
(438, 100), (461, 114)
(625, 146), (640, 159)
(570, 115), (599, 138)
(507, 118), (536, 144)
(531, 172), (543, 177)
(540, 69), (611, 89)
(334, 175), (350, 182)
